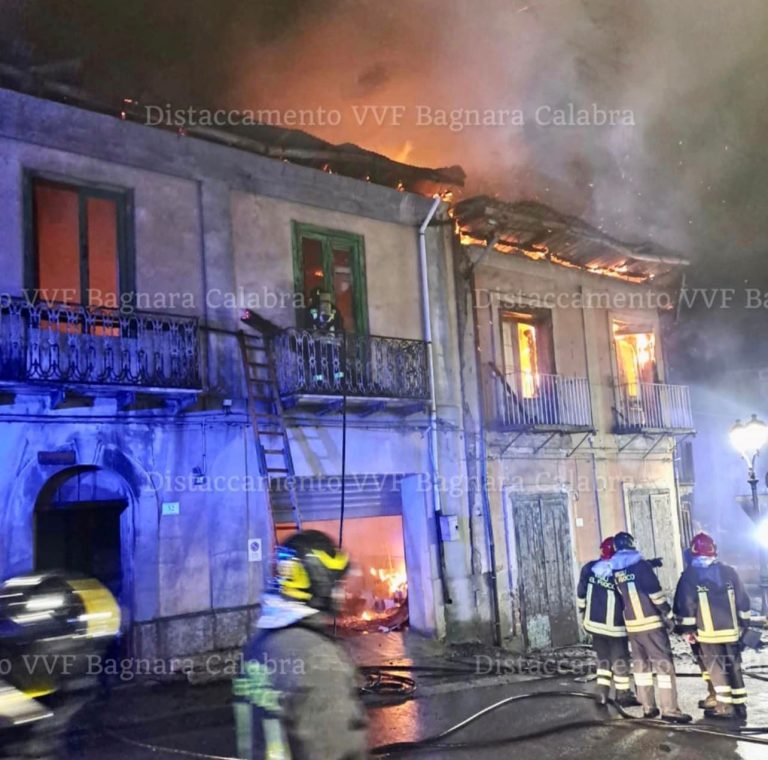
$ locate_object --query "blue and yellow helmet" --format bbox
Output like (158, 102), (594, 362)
(275, 530), (350, 612)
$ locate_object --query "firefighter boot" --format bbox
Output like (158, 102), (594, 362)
(734, 704), (747, 721)
(704, 705), (736, 720)
(616, 691), (641, 708)
(698, 680), (717, 710)
(660, 710), (693, 724)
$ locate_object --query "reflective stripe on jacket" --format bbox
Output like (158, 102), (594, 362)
(674, 562), (751, 644)
(612, 555), (673, 634)
(577, 561), (627, 637)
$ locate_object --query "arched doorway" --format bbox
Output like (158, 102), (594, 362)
(34, 466), (130, 604)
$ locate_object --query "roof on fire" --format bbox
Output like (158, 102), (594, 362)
(452, 195), (688, 283)
(0, 62), (465, 195)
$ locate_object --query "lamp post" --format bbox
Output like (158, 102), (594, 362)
(729, 414), (768, 615)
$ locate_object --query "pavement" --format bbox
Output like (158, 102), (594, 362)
(39, 632), (768, 759)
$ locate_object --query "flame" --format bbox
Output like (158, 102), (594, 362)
(394, 140), (414, 164)
(635, 333), (655, 366)
(457, 229), (648, 282)
(369, 565), (407, 597)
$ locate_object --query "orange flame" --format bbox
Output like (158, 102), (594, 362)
(369, 565), (407, 597)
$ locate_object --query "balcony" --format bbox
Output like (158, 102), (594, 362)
(272, 329), (430, 407)
(614, 382), (694, 434)
(489, 365), (594, 432)
(0, 298), (201, 395)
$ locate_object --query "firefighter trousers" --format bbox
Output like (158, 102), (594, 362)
(592, 634), (632, 696)
(698, 642), (747, 712)
(690, 641), (717, 702)
(628, 628), (681, 713)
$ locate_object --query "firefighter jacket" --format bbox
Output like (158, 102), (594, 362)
(576, 560), (627, 637)
(233, 594), (368, 760)
(610, 550), (674, 634)
(673, 559), (752, 644)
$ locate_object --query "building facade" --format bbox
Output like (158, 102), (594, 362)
(0, 84), (696, 663)
(447, 197), (694, 649)
(0, 85), (481, 666)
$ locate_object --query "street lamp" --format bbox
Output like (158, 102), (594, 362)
(730, 414), (768, 615)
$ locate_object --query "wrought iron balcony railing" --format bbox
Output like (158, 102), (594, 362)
(614, 382), (694, 433)
(0, 298), (201, 390)
(489, 365), (594, 431)
(272, 328), (429, 400)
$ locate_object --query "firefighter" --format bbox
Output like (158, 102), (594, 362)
(577, 537), (640, 707)
(609, 531), (692, 723)
(305, 288), (345, 386)
(0, 572), (121, 759)
(681, 543), (719, 711)
(674, 532), (751, 720)
(307, 287), (343, 333)
(233, 530), (367, 760)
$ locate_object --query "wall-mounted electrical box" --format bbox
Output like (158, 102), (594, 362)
(440, 514), (460, 541)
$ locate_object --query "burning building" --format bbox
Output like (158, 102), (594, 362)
(446, 196), (694, 648)
(0, 67), (696, 660)
(0, 74), (479, 666)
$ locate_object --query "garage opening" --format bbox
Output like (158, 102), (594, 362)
(273, 475), (409, 634)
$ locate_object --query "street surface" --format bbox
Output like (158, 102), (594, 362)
(72, 654), (768, 760)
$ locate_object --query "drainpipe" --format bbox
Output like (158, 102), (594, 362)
(579, 285), (604, 541)
(418, 196), (452, 607)
(467, 254), (503, 647)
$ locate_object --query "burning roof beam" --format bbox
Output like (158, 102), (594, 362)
(452, 196), (688, 283)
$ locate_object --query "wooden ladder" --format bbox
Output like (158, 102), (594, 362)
(238, 330), (302, 530)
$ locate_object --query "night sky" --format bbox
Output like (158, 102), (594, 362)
(4, 0), (768, 376)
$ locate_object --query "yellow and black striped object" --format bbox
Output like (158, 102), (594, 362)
(0, 573), (120, 698)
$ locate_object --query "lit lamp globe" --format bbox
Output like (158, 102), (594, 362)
(729, 415), (768, 465)
(758, 518), (768, 549)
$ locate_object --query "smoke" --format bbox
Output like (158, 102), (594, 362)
(8, 0), (768, 371)
(10, 1), (768, 255)
(220, 0), (768, 257)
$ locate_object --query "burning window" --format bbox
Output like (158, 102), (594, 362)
(293, 223), (368, 334)
(31, 178), (128, 309)
(613, 320), (658, 396)
(500, 309), (553, 398)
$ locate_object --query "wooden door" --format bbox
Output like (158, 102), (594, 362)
(510, 493), (579, 649)
(627, 488), (678, 592)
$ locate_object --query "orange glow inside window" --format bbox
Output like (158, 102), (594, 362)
(517, 322), (538, 398)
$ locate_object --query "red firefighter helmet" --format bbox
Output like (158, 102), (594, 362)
(690, 532), (717, 557)
(599, 537), (616, 560)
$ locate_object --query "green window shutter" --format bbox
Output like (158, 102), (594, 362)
(291, 221), (368, 334)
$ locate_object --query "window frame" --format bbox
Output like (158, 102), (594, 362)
(498, 306), (556, 381)
(609, 314), (662, 392)
(291, 221), (368, 334)
(23, 170), (136, 309)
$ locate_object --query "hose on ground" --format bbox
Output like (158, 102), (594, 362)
(101, 689), (768, 759)
(370, 690), (768, 756)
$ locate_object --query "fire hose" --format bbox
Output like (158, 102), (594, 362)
(370, 690), (768, 755)
(102, 688), (768, 759)
(99, 640), (768, 757)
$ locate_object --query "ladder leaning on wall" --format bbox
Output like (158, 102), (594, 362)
(237, 328), (303, 531)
